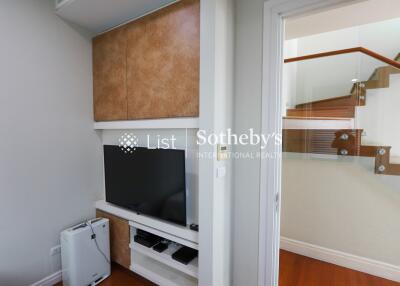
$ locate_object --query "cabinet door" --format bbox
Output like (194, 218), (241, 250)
(93, 27), (128, 121)
(96, 210), (130, 269)
(126, 0), (200, 119)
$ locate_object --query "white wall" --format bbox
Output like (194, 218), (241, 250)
(286, 0), (400, 40)
(212, 0), (234, 285)
(282, 153), (400, 265)
(0, 0), (103, 285)
(101, 129), (199, 224)
(198, 0), (234, 285)
(285, 18), (400, 106)
(232, 0), (264, 285)
(356, 74), (400, 157)
(292, 18), (400, 59)
(294, 27), (359, 104)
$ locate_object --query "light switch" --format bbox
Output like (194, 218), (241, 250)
(217, 144), (229, 161)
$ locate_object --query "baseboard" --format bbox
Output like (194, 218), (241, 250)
(280, 237), (400, 282)
(30, 270), (62, 286)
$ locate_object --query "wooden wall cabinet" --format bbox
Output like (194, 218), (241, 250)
(93, 27), (128, 121)
(92, 0), (200, 122)
(96, 209), (130, 269)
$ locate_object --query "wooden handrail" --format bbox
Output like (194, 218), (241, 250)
(284, 47), (400, 69)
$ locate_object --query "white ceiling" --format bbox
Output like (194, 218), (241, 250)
(56, 0), (178, 35)
(286, 0), (400, 40)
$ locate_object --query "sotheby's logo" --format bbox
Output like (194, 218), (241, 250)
(117, 129), (282, 159)
(118, 133), (139, 154)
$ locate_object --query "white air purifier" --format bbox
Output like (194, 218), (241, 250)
(61, 218), (111, 286)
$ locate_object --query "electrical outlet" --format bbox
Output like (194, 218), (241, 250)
(50, 245), (61, 256)
(216, 166), (226, 178)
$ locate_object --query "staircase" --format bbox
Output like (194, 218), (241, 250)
(283, 49), (400, 176)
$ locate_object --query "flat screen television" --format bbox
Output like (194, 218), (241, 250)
(103, 145), (187, 226)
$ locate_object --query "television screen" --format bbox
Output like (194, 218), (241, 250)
(103, 145), (187, 226)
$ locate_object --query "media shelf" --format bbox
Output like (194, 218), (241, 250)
(129, 221), (198, 250)
(130, 242), (198, 278)
(129, 222), (199, 286)
(95, 200), (198, 245)
(95, 200), (199, 285)
(130, 224), (199, 286)
(131, 251), (197, 286)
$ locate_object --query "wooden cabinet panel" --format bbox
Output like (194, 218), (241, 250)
(93, 27), (128, 121)
(126, 0), (200, 119)
(96, 209), (130, 269)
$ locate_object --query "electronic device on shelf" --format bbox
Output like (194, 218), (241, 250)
(134, 229), (161, 248)
(152, 241), (169, 253)
(172, 246), (198, 265)
(103, 145), (187, 226)
(190, 223), (199, 232)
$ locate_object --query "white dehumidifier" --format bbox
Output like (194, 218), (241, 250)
(61, 218), (111, 286)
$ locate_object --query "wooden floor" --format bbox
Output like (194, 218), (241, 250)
(55, 252), (400, 286)
(54, 263), (155, 286)
(280, 250), (400, 286)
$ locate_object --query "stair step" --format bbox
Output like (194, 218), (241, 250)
(381, 66), (400, 75)
(295, 64), (400, 111)
(283, 117), (354, 130)
(362, 79), (387, 89)
(359, 145), (391, 157)
(369, 66), (400, 80)
(360, 66), (400, 90)
(287, 106), (355, 118)
(386, 164), (400, 175)
(295, 95), (362, 109)
(282, 129), (363, 155)
(283, 132), (400, 175)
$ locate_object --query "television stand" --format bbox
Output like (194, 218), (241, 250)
(95, 200), (199, 286)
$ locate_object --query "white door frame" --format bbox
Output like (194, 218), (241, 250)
(258, 1), (363, 285)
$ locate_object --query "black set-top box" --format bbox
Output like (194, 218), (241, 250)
(134, 229), (161, 248)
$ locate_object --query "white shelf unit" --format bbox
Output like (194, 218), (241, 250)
(95, 200), (198, 244)
(131, 251), (197, 286)
(130, 221), (198, 250)
(95, 200), (199, 285)
(93, 117), (199, 130)
(130, 222), (198, 286)
(130, 242), (198, 278)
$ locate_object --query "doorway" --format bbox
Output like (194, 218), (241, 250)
(260, 0), (400, 286)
